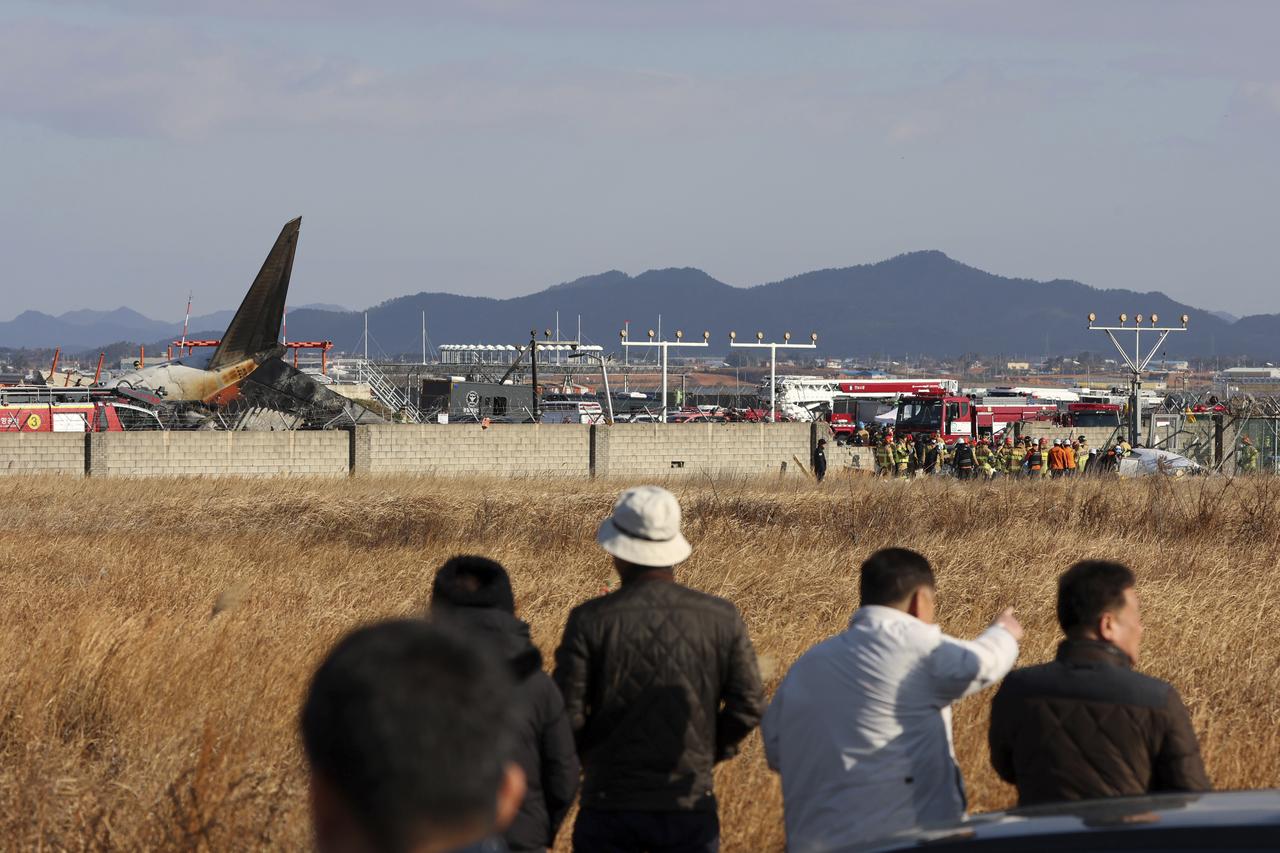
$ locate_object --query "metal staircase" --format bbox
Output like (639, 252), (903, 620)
(355, 360), (423, 423)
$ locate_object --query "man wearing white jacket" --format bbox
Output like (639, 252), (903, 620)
(762, 548), (1023, 852)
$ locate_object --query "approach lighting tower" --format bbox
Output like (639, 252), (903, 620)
(1086, 312), (1188, 446)
(528, 328), (592, 422)
(729, 331), (819, 423)
(619, 328), (710, 422)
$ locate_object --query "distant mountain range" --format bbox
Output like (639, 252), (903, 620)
(2, 253), (1275, 358)
(0, 304), (347, 351)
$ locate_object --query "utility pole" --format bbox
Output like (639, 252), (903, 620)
(728, 331), (819, 423)
(1087, 311), (1189, 446)
(620, 328), (710, 422)
(529, 329), (540, 421)
(529, 329), (592, 422)
(422, 310), (427, 365)
(568, 348), (616, 424)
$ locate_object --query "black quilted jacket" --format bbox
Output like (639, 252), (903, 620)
(552, 575), (765, 812)
(989, 639), (1210, 805)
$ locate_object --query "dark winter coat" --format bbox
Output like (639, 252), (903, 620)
(989, 639), (1210, 806)
(444, 608), (580, 852)
(553, 575), (765, 812)
(812, 445), (828, 478)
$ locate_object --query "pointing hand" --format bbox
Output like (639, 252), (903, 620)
(992, 607), (1024, 642)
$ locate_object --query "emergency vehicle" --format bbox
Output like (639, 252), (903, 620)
(540, 393), (606, 424)
(0, 386), (162, 432)
(827, 380), (958, 443)
(893, 390), (1057, 443)
(766, 375), (959, 423)
(1062, 401), (1122, 428)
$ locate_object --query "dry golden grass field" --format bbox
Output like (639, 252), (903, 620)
(2, 473), (1278, 850)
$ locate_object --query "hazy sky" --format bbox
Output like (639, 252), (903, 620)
(2, 1), (1277, 319)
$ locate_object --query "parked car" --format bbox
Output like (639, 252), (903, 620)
(846, 791), (1280, 852)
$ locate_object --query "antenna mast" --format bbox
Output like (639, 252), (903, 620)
(180, 292), (192, 348)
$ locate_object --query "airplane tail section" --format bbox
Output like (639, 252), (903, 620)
(209, 217), (301, 370)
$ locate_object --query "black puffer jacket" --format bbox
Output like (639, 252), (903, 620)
(552, 574), (764, 812)
(445, 608), (579, 852)
(989, 639), (1210, 806)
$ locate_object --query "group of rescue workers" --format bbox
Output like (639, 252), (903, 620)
(869, 431), (1125, 479)
(842, 422), (1263, 479)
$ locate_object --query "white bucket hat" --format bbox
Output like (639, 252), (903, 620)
(596, 485), (692, 568)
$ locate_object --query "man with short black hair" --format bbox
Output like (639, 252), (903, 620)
(555, 486), (764, 853)
(431, 556), (580, 853)
(762, 548), (1023, 851)
(989, 560), (1210, 805)
(301, 619), (526, 853)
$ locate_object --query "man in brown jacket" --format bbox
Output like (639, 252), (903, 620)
(988, 560), (1209, 805)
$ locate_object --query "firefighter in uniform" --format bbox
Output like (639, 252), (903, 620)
(920, 438), (940, 475)
(1026, 438), (1049, 478)
(952, 437), (977, 480)
(974, 438), (994, 478)
(1076, 436), (1090, 474)
(1238, 436), (1260, 474)
(875, 436), (895, 476)
(893, 436), (911, 478)
(1001, 437), (1022, 477)
(913, 433), (930, 475)
(934, 435), (950, 476)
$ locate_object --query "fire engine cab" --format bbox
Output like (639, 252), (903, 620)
(827, 379), (957, 443)
(894, 390), (1057, 443)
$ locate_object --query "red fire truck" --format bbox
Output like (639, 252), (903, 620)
(0, 386), (162, 432)
(1061, 401), (1122, 428)
(893, 391), (1057, 443)
(828, 380), (957, 443)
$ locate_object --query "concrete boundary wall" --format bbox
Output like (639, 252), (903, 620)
(0, 432), (84, 476)
(2, 423), (820, 479)
(594, 422), (812, 479)
(352, 424), (592, 477)
(88, 431), (349, 478)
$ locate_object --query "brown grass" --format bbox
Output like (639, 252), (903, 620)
(0, 473), (1277, 850)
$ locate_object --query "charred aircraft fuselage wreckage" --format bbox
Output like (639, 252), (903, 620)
(107, 218), (381, 430)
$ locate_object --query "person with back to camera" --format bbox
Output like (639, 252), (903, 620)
(430, 556), (580, 853)
(300, 619), (526, 853)
(554, 485), (764, 853)
(761, 548), (1023, 852)
(988, 560), (1210, 805)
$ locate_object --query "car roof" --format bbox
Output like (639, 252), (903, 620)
(850, 791), (1280, 851)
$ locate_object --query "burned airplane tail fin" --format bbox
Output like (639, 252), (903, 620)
(209, 217), (301, 370)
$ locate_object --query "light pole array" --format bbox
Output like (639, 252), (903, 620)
(729, 331), (818, 423)
(1087, 312), (1189, 446)
(620, 328), (710, 422)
